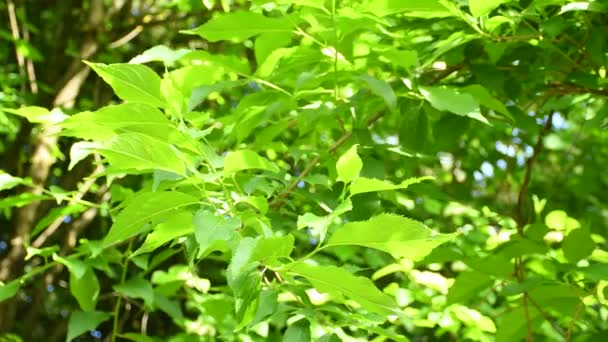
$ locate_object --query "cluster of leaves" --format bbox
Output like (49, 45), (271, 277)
(2, 0), (608, 341)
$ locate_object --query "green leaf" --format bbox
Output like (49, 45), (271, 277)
(182, 11), (295, 42)
(468, 0), (510, 17)
(528, 283), (583, 316)
(62, 103), (197, 152)
(151, 265), (210, 293)
(129, 45), (191, 66)
(447, 271), (493, 304)
(53, 254), (88, 278)
(563, 228), (595, 263)
(85, 62), (166, 108)
(32, 204), (85, 238)
(91, 133), (187, 175)
(419, 86), (488, 124)
(0, 280), (21, 302)
(132, 210), (194, 257)
(451, 305), (496, 333)
(66, 311), (111, 342)
(0, 193), (48, 209)
(336, 145), (362, 183)
(283, 319), (311, 342)
(227, 236), (294, 329)
(288, 263), (399, 316)
(194, 210), (241, 257)
(461, 84), (512, 120)
(70, 267), (100, 311)
(559, 2), (608, 14)
(114, 277), (154, 306)
(377, 48), (418, 70)
(0, 171), (28, 191)
(1, 106), (66, 124)
(223, 150), (279, 175)
(399, 107), (429, 152)
(297, 199), (352, 242)
(255, 32), (293, 65)
(327, 213), (455, 261)
(496, 307), (542, 342)
(359, 75), (397, 111)
(103, 191), (199, 247)
(350, 176), (433, 196)
(360, 0), (453, 18)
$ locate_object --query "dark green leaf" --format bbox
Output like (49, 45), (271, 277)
(66, 311), (111, 342)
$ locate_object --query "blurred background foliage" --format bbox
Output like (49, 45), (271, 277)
(1, 0), (608, 341)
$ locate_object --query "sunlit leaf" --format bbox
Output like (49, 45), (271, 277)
(86, 62), (166, 108)
(132, 210), (194, 257)
(468, 0), (510, 17)
(288, 263), (399, 316)
(336, 145), (362, 184)
(103, 191), (199, 247)
(224, 150), (279, 175)
(182, 11), (296, 42)
(327, 213), (455, 260)
(350, 176), (433, 196)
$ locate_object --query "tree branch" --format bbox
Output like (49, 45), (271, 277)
(270, 111), (384, 209)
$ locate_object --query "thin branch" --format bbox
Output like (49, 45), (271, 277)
(270, 112), (384, 209)
(32, 161), (104, 248)
(523, 293), (533, 342)
(516, 112), (554, 229)
(512, 111), (554, 342)
(528, 296), (567, 338)
(6, 0), (25, 92)
(566, 289), (590, 341)
(109, 25), (143, 49)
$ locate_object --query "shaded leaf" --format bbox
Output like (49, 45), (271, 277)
(359, 75), (397, 111)
(563, 228), (595, 263)
(447, 271), (493, 304)
(283, 319), (311, 342)
(419, 86), (487, 123)
(66, 311), (111, 342)
(0, 280), (21, 303)
(114, 277), (154, 306)
(70, 267), (100, 311)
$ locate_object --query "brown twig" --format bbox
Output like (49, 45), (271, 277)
(32, 161), (104, 248)
(528, 296), (566, 338)
(513, 112), (554, 342)
(565, 286), (592, 341)
(6, 0), (26, 93)
(516, 112), (554, 229)
(270, 112), (384, 209)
